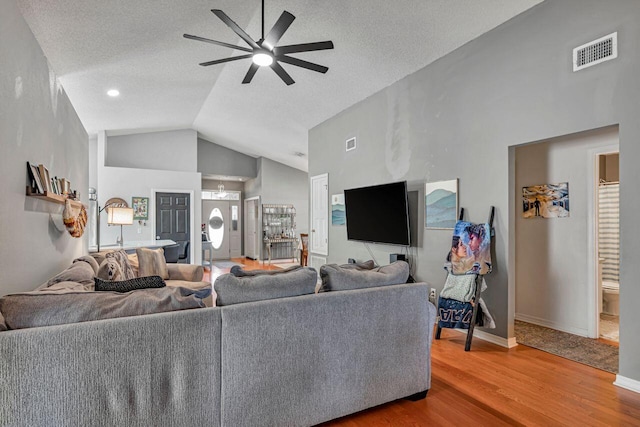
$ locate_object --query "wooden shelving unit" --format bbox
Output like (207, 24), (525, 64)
(26, 187), (83, 209)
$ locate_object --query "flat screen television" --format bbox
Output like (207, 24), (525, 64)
(344, 181), (410, 246)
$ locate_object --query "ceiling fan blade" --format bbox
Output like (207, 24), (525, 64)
(211, 9), (260, 50)
(262, 11), (295, 51)
(183, 34), (253, 53)
(270, 62), (295, 85)
(199, 54), (252, 67)
(242, 63), (260, 84)
(276, 55), (328, 74)
(273, 41), (334, 56)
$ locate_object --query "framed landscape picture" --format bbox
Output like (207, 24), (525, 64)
(331, 194), (345, 225)
(132, 197), (149, 220)
(425, 179), (458, 229)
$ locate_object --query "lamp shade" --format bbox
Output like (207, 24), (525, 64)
(107, 207), (134, 225)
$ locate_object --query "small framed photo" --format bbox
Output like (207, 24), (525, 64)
(132, 197), (149, 220)
(425, 179), (458, 229)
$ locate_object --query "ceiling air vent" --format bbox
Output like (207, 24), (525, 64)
(573, 32), (617, 72)
(346, 137), (356, 152)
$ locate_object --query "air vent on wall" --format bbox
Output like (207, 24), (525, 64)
(346, 137), (356, 152)
(573, 32), (617, 72)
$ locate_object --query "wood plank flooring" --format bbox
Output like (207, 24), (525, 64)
(319, 329), (640, 426)
(206, 258), (640, 426)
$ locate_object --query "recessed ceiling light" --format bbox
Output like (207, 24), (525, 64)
(107, 89), (120, 97)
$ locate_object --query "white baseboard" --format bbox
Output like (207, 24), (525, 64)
(453, 329), (518, 348)
(515, 313), (589, 338)
(614, 375), (640, 394)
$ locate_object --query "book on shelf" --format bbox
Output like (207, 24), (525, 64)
(27, 161), (44, 194)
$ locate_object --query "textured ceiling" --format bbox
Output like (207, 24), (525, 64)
(17, 0), (542, 172)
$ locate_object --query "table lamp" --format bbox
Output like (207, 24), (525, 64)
(107, 207), (134, 246)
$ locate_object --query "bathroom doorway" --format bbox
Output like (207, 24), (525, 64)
(596, 152), (620, 342)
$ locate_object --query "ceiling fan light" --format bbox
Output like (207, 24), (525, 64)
(252, 52), (273, 67)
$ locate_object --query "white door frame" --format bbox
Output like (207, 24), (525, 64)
(244, 196), (260, 259)
(310, 173), (329, 256)
(586, 143), (619, 338)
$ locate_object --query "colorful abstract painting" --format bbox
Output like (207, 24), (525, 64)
(425, 179), (458, 229)
(522, 182), (570, 219)
(331, 194), (345, 225)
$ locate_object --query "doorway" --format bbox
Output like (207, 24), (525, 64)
(156, 192), (191, 263)
(244, 197), (260, 260)
(202, 199), (241, 260)
(596, 152), (620, 342)
(310, 173), (328, 258)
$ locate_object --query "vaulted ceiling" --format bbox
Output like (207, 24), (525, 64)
(17, 0), (542, 171)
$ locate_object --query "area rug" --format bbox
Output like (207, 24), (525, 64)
(514, 320), (618, 374)
(213, 261), (241, 269)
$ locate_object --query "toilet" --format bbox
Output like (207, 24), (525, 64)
(602, 280), (620, 316)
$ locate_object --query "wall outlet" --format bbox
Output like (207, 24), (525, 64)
(137, 227), (142, 234)
(429, 288), (437, 305)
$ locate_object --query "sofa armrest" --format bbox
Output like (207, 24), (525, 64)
(167, 263), (204, 282)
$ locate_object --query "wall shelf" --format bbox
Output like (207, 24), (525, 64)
(26, 187), (83, 209)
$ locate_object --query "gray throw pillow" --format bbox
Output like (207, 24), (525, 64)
(339, 260), (376, 270)
(45, 258), (97, 287)
(0, 286), (210, 330)
(319, 260), (410, 292)
(229, 264), (302, 277)
(214, 267), (317, 306)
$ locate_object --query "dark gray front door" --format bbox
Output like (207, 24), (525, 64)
(156, 192), (190, 262)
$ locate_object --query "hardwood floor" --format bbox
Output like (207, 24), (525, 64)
(319, 329), (640, 426)
(202, 257), (283, 282)
(205, 258), (640, 425)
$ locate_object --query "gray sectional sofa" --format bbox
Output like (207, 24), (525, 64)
(0, 264), (436, 426)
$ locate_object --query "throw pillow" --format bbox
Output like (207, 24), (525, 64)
(318, 260), (410, 292)
(230, 264), (302, 277)
(96, 257), (125, 281)
(106, 249), (136, 280)
(136, 248), (169, 280)
(0, 286), (211, 330)
(44, 258), (97, 287)
(72, 255), (100, 275)
(339, 260), (376, 270)
(214, 267), (317, 306)
(95, 276), (166, 293)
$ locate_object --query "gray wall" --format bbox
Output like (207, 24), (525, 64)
(0, 0), (88, 296)
(309, 0), (640, 383)
(106, 129), (197, 172)
(515, 126), (618, 335)
(198, 137), (257, 179)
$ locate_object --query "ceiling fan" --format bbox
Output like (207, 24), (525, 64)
(184, 0), (334, 85)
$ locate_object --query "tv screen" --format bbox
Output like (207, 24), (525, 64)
(344, 181), (410, 246)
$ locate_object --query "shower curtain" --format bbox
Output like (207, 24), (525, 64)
(598, 183), (619, 283)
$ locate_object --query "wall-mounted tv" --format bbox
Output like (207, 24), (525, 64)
(344, 181), (410, 246)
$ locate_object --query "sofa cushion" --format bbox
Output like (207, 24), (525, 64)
(95, 275), (166, 293)
(214, 267), (317, 306)
(0, 286), (211, 330)
(136, 248), (169, 280)
(229, 264), (302, 277)
(44, 257), (97, 288)
(319, 261), (410, 292)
